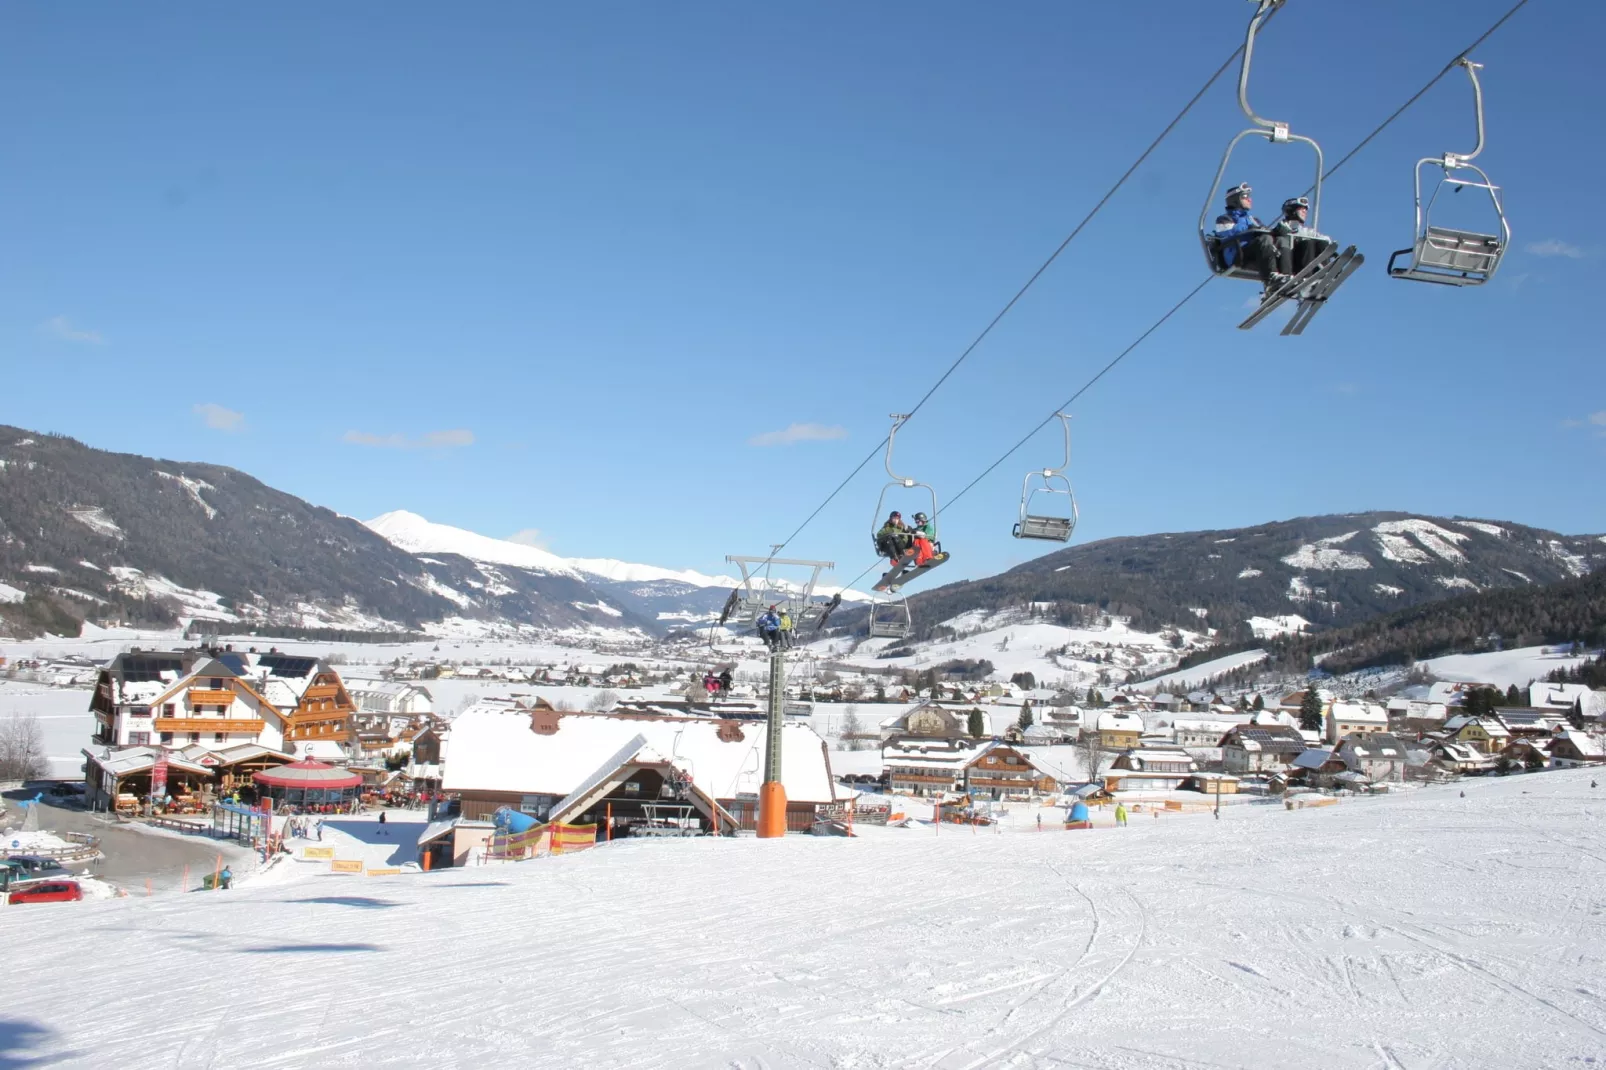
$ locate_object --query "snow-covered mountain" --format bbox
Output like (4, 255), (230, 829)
(365, 511), (740, 589)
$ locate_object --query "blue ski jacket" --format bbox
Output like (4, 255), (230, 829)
(1212, 207), (1264, 267)
(756, 610), (780, 634)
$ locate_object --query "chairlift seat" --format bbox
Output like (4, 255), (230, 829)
(1388, 226), (1503, 286)
(1014, 514), (1076, 542)
(868, 602), (911, 640)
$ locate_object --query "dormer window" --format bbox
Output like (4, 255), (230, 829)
(210, 678), (224, 690)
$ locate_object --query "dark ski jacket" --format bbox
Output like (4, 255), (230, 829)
(1212, 207), (1264, 266)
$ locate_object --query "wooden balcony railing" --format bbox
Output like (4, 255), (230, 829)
(186, 689), (235, 706)
(154, 718), (265, 734)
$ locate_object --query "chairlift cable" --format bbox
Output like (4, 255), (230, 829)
(833, 0), (1538, 600)
(751, 29), (1274, 569)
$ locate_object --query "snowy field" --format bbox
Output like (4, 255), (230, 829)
(0, 681), (95, 779)
(1417, 644), (1593, 690)
(1, 770), (1601, 1067)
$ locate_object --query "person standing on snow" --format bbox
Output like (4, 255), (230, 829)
(1115, 803), (1128, 827)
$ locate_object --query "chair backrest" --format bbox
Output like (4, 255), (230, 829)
(1418, 226), (1502, 273)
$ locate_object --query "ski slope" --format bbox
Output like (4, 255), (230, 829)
(1, 771), (1601, 1067)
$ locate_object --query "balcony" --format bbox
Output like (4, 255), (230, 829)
(187, 689), (235, 706)
(153, 718), (265, 735)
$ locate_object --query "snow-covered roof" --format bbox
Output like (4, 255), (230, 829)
(1096, 710), (1144, 731)
(1328, 702), (1388, 726)
(443, 703), (833, 803)
(292, 740), (350, 761)
(81, 745), (213, 778)
(1341, 733), (1407, 760)
(883, 738), (996, 770)
(1557, 731), (1605, 758)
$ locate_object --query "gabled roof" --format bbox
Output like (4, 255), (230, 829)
(1340, 733), (1408, 760)
(1225, 724), (1306, 753)
(1555, 731), (1605, 758)
(1292, 748), (1337, 770)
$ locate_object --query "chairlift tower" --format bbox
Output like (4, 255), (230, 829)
(720, 553), (837, 838)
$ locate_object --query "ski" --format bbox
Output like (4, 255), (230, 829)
(1281, 247), (1364, 336)
(1236, 250), (1335, 332)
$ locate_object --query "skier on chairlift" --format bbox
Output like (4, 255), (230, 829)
(1211, 183), (1290, 298)
(876, 511), (912, 564)
(756, 605), (782, 650)
(1274, 196), (1334, 280)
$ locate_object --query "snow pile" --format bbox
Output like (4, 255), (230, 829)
(2, 831), (75, 852)
(0, 772), (1600, 1066)
(0, 582), (24, 604)
(1237, 567), (1263, 579)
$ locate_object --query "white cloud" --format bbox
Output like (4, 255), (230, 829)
(343, 428), (475, 450)
(507, 528), (550, 550)
(193, 402), (245, 432)
(38, 315), (104, 344)
(1589, 412), (1606, 427)
(1525, 239), (1584, 259)
(748, 422), (849, 447)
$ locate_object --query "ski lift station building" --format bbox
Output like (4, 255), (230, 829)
(440, 701), (837, 836)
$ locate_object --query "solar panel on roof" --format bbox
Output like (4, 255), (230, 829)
(259, 653), (318, 677)
(216, 652), (250, 675)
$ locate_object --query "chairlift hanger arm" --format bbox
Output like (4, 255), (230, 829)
(884, 413), (915, 485)
(1446, 58), (1487, 166)
(1238, 0), (1291, 135)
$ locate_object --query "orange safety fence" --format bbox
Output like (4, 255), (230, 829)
(486, 821), (599, 861)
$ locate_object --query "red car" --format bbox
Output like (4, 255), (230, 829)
(7, 880), (83, 905)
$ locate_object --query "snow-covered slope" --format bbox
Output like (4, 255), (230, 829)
(3, 771), (1601, 1066)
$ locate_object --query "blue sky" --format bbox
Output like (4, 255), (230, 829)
(3, 0), (1601, 590)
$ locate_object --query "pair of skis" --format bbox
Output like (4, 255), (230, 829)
(872, 550), (950, 593)
(1238, 245), (1364, 336)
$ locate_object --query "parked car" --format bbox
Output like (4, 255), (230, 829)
(7, 880), (83, 905)
(5, 856), (69, 878)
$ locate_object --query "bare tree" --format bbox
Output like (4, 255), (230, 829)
(588, 689), (620, 713)
(841, 705), (864, 751)
(1075, 725), (1111, 785)
(0, 712), (47, 782)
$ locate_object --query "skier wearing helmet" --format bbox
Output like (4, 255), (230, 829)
(1274, 195), (1334, 277)
(1210, 182), (1289, 297)
(909, 512), (937, 568)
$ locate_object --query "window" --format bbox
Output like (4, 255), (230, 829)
(214, 732), (226, 743)
(129, 732), (150, 746)
(623, 781), (641, 794)
(210, 678), (224, 689)
(131, 706), (151, 718)
(160, 732), (173, 744)
(163, 703), (175, 716)
(189, 733), (201, 743)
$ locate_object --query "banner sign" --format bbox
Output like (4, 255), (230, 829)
(329, 859), (364, 873)
(302, 846), (335, 859)
(366, 867), (400, 877)
(151, 755), (169, 799)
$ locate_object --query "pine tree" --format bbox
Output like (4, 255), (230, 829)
(1018, 700), (1034, 732)
(1568, 698), (1586, 730)
(1253, 694), (1265, 711)
(1298, 689), (1323, 733)
(1238, 695), (1251, 711)
(968, 708), (986, 737)
(1505, 683), (1524, 707)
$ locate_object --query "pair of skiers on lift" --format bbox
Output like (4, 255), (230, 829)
(756, 605), (793, 650)
(877, 510), (936, 568)
(1212, 182), (1334, 298)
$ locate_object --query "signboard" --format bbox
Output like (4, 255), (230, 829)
(302, 846), (335, 860)
(150, 754), (169, 799)
(366, 867), (401, 877)
(329, 859), (364, 873)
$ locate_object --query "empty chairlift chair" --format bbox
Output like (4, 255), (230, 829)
(1013, 412), (1079, 543)
(868, 601), (911, 640)
(1388, 60), (1509, 286)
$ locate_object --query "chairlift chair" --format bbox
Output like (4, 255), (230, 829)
(1387, 59), (1510, 286)
(871, 414), (950, 591)
(1199, 0), (1325, 282)
(721, 553), (838, 633)
(1013, 413), (1079, 543)
(868, 600), (912, 640)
